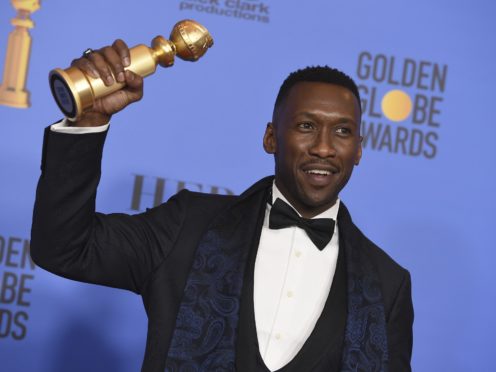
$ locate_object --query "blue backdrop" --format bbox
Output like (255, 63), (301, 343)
(1, 0), (495, 371)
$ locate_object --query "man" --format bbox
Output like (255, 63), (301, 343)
(31, 40), (413, 371)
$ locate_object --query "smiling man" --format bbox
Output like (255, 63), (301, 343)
(265, 79), (362, 218)
(31, 40), (413, 372)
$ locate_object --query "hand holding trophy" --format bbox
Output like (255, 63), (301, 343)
(49, 19), (213, 126)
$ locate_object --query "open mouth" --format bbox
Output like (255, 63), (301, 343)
(304, 169), (332, 176)
(301, 168), (337, 186)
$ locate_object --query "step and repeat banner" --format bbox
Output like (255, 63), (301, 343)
(1, 0), (495, 371)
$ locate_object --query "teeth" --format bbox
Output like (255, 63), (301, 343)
(305, 169), (331, 175)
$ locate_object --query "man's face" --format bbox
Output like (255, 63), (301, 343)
(263, 81), (362, 218)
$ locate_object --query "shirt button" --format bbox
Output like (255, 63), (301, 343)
(275, 333), (282, 340)
(287, 290), (294, 298)
(295, 251), (302, 257)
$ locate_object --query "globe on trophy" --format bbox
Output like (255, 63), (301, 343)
(49, 19), (213, 121)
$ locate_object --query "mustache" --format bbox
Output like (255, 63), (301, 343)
(300, 159), (339, 172)
(300, 159), (339, 168)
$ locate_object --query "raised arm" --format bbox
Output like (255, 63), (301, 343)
(30, 40), (184, 294)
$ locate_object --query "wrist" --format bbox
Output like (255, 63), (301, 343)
(70, 111), (111, 127)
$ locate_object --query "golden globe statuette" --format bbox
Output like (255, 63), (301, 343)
(49, 19), (213, 121)
(0, 0), (41, 108)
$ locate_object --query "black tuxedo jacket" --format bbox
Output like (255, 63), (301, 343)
(31, 128), (413, 371)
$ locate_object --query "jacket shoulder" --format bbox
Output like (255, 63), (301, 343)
(177, 188), (237, 210)
(171, 175), (273, 214)
(354, 226), (412, 323)
(360, 232), (409, 278)
(338, 203), (411, 318)
(339, 202), (408, 277)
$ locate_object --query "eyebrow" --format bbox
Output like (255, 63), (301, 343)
(293, 111), (357, 125)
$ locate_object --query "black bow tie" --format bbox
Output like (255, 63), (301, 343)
(269, 198), (335, 250)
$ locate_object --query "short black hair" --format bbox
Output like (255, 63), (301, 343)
(273, 65), (361, 115)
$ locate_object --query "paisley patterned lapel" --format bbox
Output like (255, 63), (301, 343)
(339, 204), (389, 372)
(165, 177), (272, 371)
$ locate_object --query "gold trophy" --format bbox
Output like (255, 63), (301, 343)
(49, 19), (213, 121)
(0, 0), (41, 109)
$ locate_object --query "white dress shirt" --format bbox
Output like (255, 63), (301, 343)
(254, 185), (340, 370)
(51, 120), (340, 371)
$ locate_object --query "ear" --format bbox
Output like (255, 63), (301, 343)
(263, 122), (276, 154)
(355, 136), (363, 166)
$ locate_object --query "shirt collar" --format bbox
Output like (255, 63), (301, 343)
(271, 181), (340, 221)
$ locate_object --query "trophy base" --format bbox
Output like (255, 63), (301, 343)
(49, 72), (77, 119)
(0, 86), (30, 108)
(49, 67), (95, 121)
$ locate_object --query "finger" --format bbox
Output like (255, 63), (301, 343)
(88, 52), (115, 86)
(100, 46), (125, 83)
(71, 57), (100, 79)
(112, 39), (130, 67)
(97, 90), (129, 115)
(125, 70), (142, 90)
(124, 71), (143, 102)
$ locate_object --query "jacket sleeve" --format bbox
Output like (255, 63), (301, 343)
(30, 127), (188, 294)
(387, 269), (414, 371)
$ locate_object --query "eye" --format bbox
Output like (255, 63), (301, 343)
(297, 122), (314, 130)
(336, 126), (352, 135)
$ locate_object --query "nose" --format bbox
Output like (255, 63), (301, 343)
(308, 130), (336, 158)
